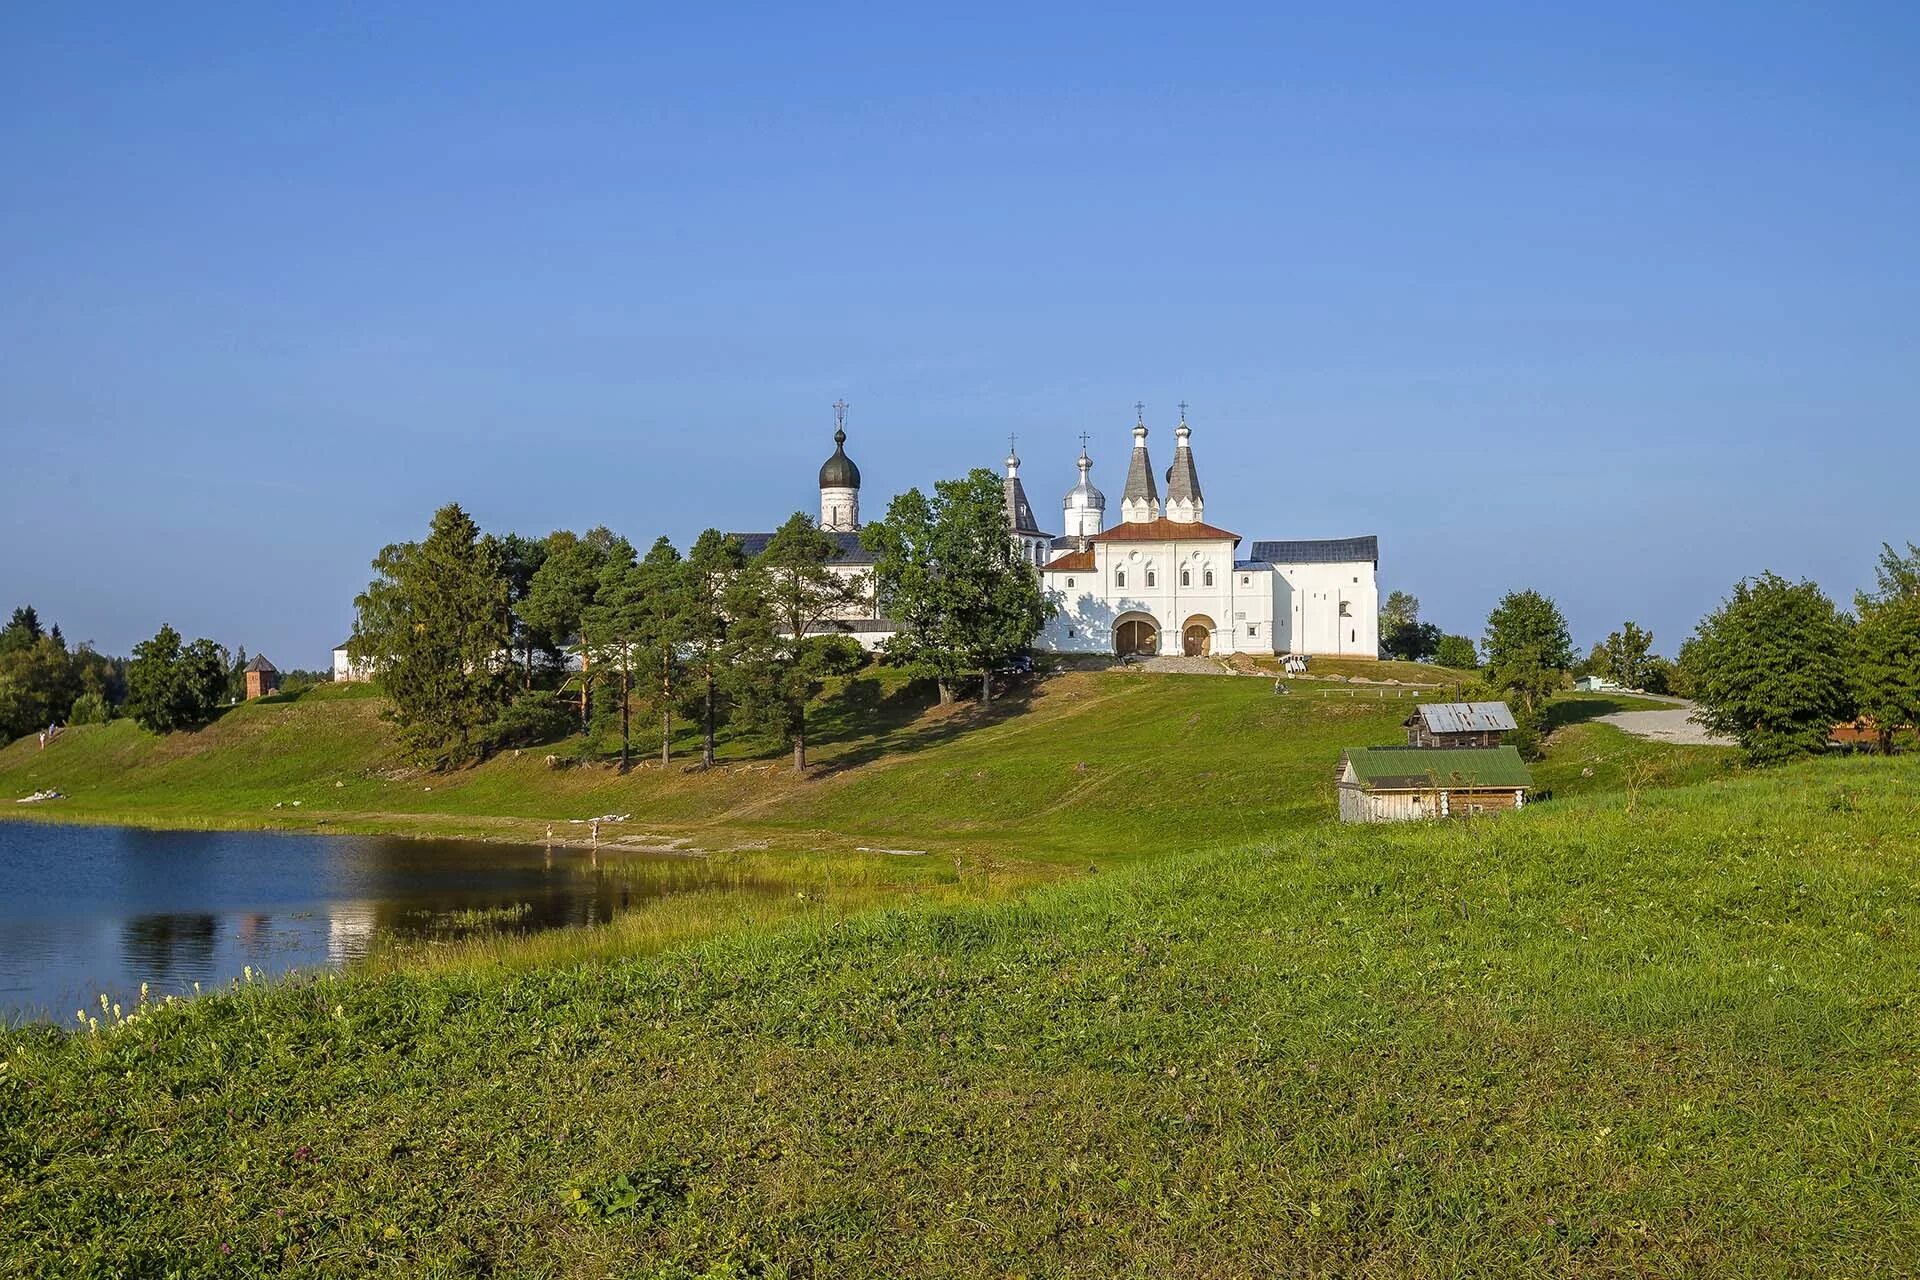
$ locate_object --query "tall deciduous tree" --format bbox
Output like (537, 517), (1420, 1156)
(1851, 594), (1920, 754)
(865, 469), (1050, 705)
(685, 529), (747, 768)
(1482, 589), (1574, 732)
(124, 625), (228, 733)
(1381, 590), (1420, 637)
(1602, 621), (1654, 689)
(1861, 541), (1920, 606)
(1687, 572), (1853, 763)
(732, 513), (861, 770)
(350, 503), (514, 768)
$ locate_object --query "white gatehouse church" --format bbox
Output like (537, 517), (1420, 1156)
(738, 405), (1379, 659)
(1031, 410), (1380, 659)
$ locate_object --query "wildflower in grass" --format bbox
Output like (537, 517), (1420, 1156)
(99, 993), (109, 1012)
(75, 1010), (85, 1024)
(139, 981), (149, 1002)
(193, 981), (201, 993)
(243, 966), (254, 982)
(112, 1003), (122, 1020)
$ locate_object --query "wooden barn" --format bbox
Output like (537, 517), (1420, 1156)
(1337, 746), (1534, 823)
(243, 655), (279, 700)
(1403, 701), (1517, 748)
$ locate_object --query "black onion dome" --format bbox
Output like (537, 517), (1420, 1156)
(818, 428), (861, 489)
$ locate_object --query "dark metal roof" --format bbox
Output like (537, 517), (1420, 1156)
(1165, 443), (1202, 506)
(1340, 746), (1533, 790)
(1122, 438), (1159, 511)
(730, 529), (876, 567)
(244, 655), (277, 673)
(818, 428), (860, 489)
(1005, 474), (1045, 535)
(1249, 535), (1379, 564)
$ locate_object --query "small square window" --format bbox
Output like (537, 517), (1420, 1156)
(1246, 624), (1256, 636)
(1067, 627), (1076, 637)
(1241, 575), (1250, 586)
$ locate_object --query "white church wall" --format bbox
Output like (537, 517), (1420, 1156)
(1271, 559), (1379, 657)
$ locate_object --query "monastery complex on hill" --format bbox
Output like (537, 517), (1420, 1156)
(744, 406), (1381, 661)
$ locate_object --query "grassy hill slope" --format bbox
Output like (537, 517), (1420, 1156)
(0, 676), (1717, 862)
(3, 752), (1915, 1277)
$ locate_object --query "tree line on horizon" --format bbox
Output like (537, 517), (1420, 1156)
(0, 607), (325, 742)
(1399, 540), (1920, 762)
(344, 468), (1049, 771)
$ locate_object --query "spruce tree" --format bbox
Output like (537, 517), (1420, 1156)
(349, 503), (513, 768)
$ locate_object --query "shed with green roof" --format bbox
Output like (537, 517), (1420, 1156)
(1336, 745), (1534, 823)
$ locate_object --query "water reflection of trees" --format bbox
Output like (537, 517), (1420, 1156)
(120, 913), (220, 986)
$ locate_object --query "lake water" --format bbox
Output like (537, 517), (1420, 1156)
(0, 821), (737, 1023)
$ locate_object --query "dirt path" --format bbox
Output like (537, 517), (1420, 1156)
(1596, 703), (1736, 747)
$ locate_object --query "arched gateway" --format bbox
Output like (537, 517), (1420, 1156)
(1182, 615), (1216, 657)
(1114, 613), (1158, 656)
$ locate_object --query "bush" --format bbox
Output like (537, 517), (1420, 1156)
(66, 691), (112, 725)
(486, 690), (577, 752)
(1434, 634), (1478, 669)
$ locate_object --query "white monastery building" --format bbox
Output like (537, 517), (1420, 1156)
(734, 403), (1380, 659)
(1036, 410), (1378, 658)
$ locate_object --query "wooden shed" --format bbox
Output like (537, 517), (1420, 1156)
(1337, 746), (1533, 823)
(243, 655), (280, 700)
(1403, 701), (1517, 749)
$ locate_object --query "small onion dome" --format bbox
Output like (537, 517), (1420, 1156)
(818, 427), (860, 489)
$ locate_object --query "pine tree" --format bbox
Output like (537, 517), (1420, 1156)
(732, 513), (861, 770)
(685, 530), (747, 768)
(349, 503), (514, 768)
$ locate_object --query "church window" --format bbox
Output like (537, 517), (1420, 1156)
(1066, 577), (1074, 588)
(1247, 624), (1256, 637)
(1115, 569), (1126, 588)
(1339, 601), (1352, 617)
(1204, 570), (1214, 587)
(1067, 627), (1076, 638)
(1241, 575), (1250, 586)
(1145, 570), (1157, 588)
(1180, 569), (1190, 587)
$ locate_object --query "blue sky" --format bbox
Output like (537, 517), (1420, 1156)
(4, 2), (1916, 665)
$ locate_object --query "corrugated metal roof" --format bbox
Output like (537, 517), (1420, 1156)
(1341, 746), (1533, 790)
(1413, 701), (1517, 734)
(1249, 535), (1378, 564)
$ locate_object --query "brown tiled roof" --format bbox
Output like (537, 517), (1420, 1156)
(1043, 549), (1095, 572)
(1089, 518), (1240, 545)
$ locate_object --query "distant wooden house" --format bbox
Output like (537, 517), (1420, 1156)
(1337, 746), (1534, 823)
(243, 655), (280, 700)
(1403, 701), (1516, 749)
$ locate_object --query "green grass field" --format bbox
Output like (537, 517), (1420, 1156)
(20, 671), (1905, 1276)
(0, 673), (1646, 861)
(3, 746), (1915, 1276)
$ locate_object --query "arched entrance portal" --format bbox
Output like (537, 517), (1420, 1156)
(1114, 613), (1159, 657)
(1182, 615), (1216, 657)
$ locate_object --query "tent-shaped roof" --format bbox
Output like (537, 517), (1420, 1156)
(1340, 746), (1532, 791)
(244, 655), (277, 674)
(1409, 702), (1516, 734)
